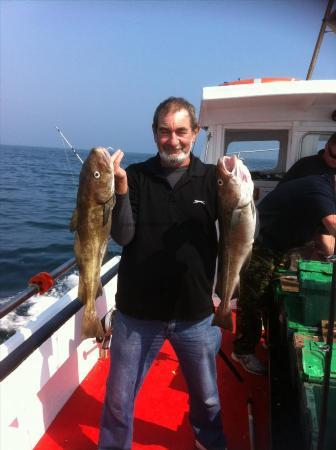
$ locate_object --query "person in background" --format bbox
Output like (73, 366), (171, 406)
(232, 173), (336, 375)
(280, 132), (336, 259)
(98, 97), (227, 450)
(281, 132), (336, 182)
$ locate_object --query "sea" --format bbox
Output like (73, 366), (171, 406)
(0, 144), (273, 340)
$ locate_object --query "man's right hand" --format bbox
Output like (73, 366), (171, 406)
(111, 149), (128, 195)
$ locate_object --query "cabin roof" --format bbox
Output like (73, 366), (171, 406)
(199, 80), (336, 127)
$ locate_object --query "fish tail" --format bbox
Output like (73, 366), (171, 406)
(81, 308), (105, 339)
(212, 309), (234, 331)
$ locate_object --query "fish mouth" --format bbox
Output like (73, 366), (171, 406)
(222, 155), (237, 174)
(93, 147), (111, 166)
(217, 155), (238, 177)
(89, 147), (113, 173)
(217, 155), (254, 202)
(219, 155), (251, 183)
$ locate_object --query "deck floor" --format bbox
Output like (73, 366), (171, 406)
(34, 327), (268, 450)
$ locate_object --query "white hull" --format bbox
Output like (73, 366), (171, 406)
(0, 256), (120, 450)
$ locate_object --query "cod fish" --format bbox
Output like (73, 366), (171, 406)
(213, 155), (256, 330)
(70, 147), (116, 339)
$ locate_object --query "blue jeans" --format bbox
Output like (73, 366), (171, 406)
(98, 311), (226, 450)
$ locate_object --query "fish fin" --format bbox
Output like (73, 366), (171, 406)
(231, 209), (242, 228)
(70, 209), (78, 232)
(103, 204), (111, 226)
(81, 308), (105, 339)
(212, 309), (233, 331)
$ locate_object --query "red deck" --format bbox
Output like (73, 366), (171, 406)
(34, 327), (268, 450)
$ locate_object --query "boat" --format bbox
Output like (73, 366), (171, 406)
(2, 2), (336, 444)
(1, 77), (335, 450)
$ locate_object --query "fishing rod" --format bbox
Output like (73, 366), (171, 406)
(56, 126), (84, 164)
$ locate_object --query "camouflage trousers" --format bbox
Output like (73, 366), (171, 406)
(233, 243), (287, 355)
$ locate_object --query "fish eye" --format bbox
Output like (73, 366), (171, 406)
(93, 171), (101, 179)
(217, 179), (224, 186)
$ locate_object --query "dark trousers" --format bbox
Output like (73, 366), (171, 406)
(233, 243), (285, 354)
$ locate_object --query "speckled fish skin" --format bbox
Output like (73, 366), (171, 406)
(70, 147), (115, 339)
(213, 155), (256, 330)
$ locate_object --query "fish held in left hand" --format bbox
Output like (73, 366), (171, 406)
(70, 147), (117, 339)
(214, 155), (256, 330)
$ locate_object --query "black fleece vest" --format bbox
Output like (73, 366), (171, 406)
(116, 154), (218, 321)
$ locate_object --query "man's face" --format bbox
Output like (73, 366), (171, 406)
(154, 109), (199, 167)
(328, 142), (336, 159)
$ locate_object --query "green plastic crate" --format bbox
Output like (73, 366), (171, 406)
(288, 333), (322, 393)
(275, 283), (319, 336)
(300, 382), (336, 450)
(287, 321), (319, 334)
(298, 260), (332, 275)
(301, 340), (336, 384)
(298, 260), (332, 327)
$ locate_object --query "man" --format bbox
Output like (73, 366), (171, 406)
(280, 132), (336, 259)
(281, 132), (336, 182)
(232, 173), (336, 375)
(98, 98), (227, 450)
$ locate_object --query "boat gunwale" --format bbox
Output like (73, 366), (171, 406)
(0, 261), (119, 382)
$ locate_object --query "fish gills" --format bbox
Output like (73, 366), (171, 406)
(70, 147), (116, 339)
(213, 155), (256, 330)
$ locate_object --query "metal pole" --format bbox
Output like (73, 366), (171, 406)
(306, 0), (334, 80)
(203, 130), (212, 163)
(317, 260), (335, 450)
(247, 398), (256, 450)
(317, 182), (336, 450)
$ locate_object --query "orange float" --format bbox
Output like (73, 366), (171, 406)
(29, 271), (55, 294)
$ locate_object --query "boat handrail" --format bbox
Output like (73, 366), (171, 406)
(0, 260), (119, 381)
(0, 257), (77, 320)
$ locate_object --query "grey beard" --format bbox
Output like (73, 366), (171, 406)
(159, 148), (191, 167)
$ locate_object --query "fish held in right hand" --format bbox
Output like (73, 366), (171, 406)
(71, 146), (117, 339)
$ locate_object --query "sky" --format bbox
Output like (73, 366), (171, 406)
(1, 0), (336, 156)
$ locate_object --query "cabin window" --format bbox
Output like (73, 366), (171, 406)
(300, 133), (333, 158)
(224, 130), (288, 173)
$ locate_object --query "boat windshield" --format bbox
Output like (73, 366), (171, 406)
(225, 129), (288, 173)
(300, 132), (333, 158)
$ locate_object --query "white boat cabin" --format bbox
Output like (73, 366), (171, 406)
(199, 78), (336, 201)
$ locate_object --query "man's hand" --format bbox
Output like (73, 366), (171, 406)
(322, 215), (336, 238)
(111, 149), (128, 195)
